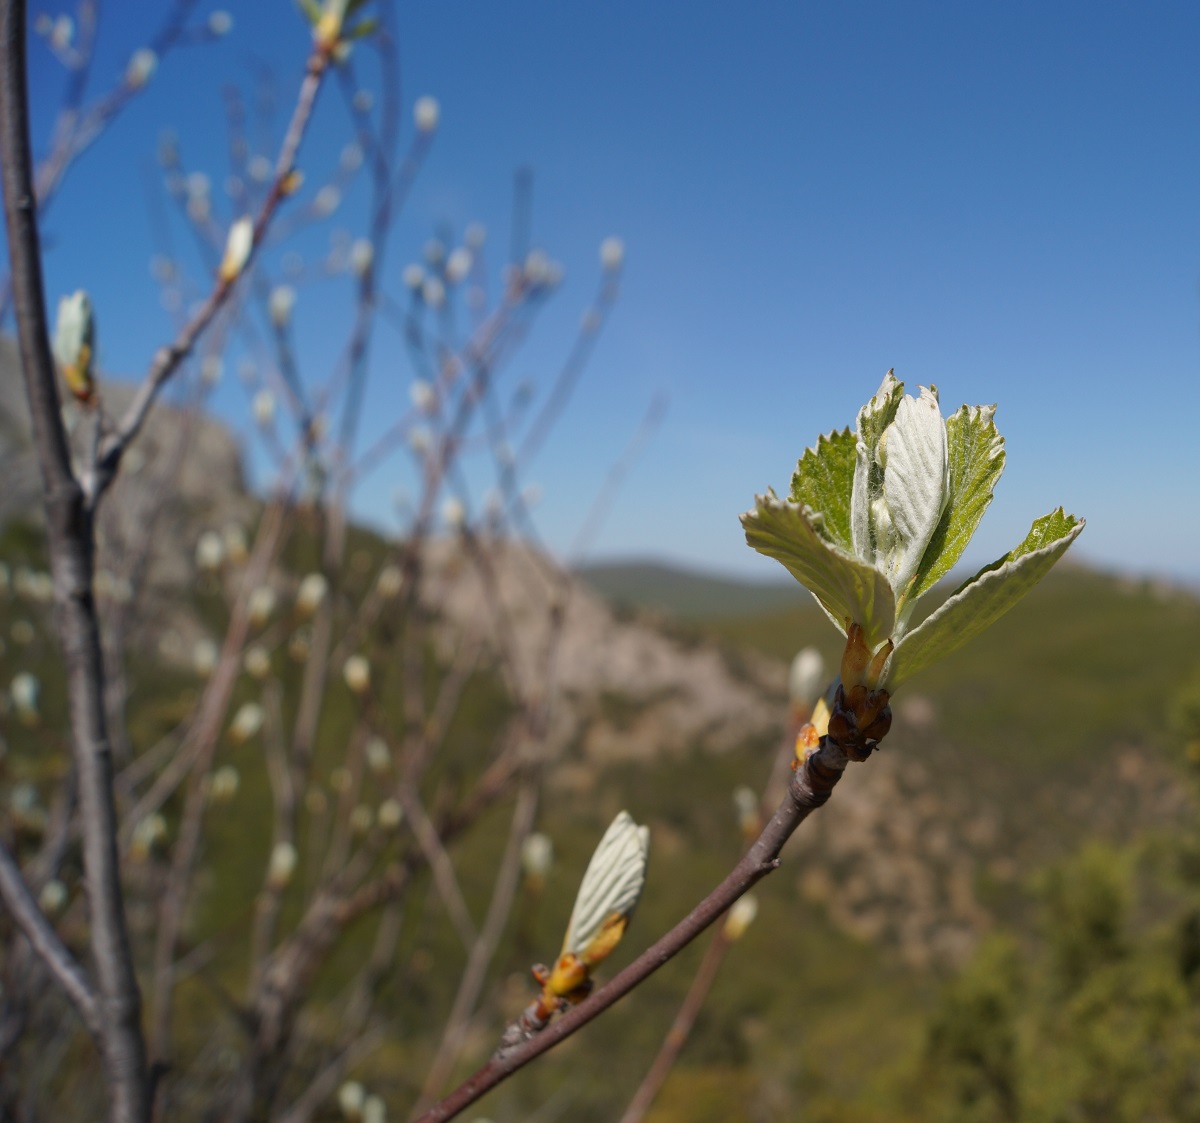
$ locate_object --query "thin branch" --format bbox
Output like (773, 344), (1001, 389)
(90, 38), (336, 503)
(413, 737), (854, 1123)
(1, 3), (151, 1118)
(0, 841), (100, 1040)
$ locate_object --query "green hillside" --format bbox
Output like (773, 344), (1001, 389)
(575, 558), (807, 620)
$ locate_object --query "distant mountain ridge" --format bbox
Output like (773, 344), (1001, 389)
(574, 558), (806, 621)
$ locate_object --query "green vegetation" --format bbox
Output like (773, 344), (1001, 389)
(4, 506), (1200, 1119)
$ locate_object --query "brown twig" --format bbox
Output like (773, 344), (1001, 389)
(413, 737), (854, 1123)
(1, 3), (150, 1117)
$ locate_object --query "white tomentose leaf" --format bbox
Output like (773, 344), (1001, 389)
(880, 386), (948, 599)
(742, 492), (896, 651)
(882, 510), (1084, 690)
(563, 811), (650, 957)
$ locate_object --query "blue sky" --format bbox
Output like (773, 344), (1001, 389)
(13, 2), (1200, 582)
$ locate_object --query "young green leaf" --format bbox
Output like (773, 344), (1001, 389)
(742, 492), (896, 649)
(789, 427), (856, 552)
(882, 508), (1084, 690)
(911, 404), (1006, 600)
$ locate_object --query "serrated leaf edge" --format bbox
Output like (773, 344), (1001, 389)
(883, 511), (1084, 690)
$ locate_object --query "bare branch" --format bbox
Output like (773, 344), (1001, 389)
(0, 842), (100, 1040)
(413, 738), (853, 1123)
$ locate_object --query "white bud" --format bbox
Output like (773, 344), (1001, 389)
(229, 702), (265, 744)
(350, 238), (375, 278)
(193, 638), (219, 677)
(125, 48), (158, 89)
(296, 573), (328, 616)
(312, 185), (342, 216)
(376, 564), (404, 599)
(38, 879), (67, 916)
(243, 645), (271, 679)
(269, 285), (296, 328)
(523, 249), (551, 286)
(365, 736), (391, 774)
(10, 673), (39, 722)
(521, 832), (553, 879)
(208, 10), (233, 35)
(349, 804), (373, 835)
(200, 355), (223, 387)
(253, 390), (276, 427)
(599, 236), (625, 272)
(196, 531), (225, 571)
(248, 154), (272, 183)
(444, 247), (472, 284)
(409, 379), (436, 413)
(218, 217), (254, 282)
(223, 523), (248, 564)
(563, 812), (650, 960)
(338, 1081), (366, 1121)
(50, 15), (74, 51)
(353, 89), (374, 113)
(267, 841), (298, 889)
(788, 647), (825, 711)
(442, 497), (466, 530)
(209, 765), (240, 803)
(131, 814), (168, 860)
(343, 654), (371, 695)
(248, 585), (277, 625)
(378, 798), (403, 830)
(421, 277), (445, 309)
(723, 894), (759, 941)
(414, 95), (440, 133)
(363, 1095), (386, 1123)
(402, 263), (425, 290)
(53, 290), (96, 402)
(423, 239), (446, 267)
(732, 785), (758, 830)
(407, 427), (431, 456)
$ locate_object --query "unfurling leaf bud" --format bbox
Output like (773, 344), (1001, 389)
(219, 216), (254, 282)
(53, 291), (96, 403)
